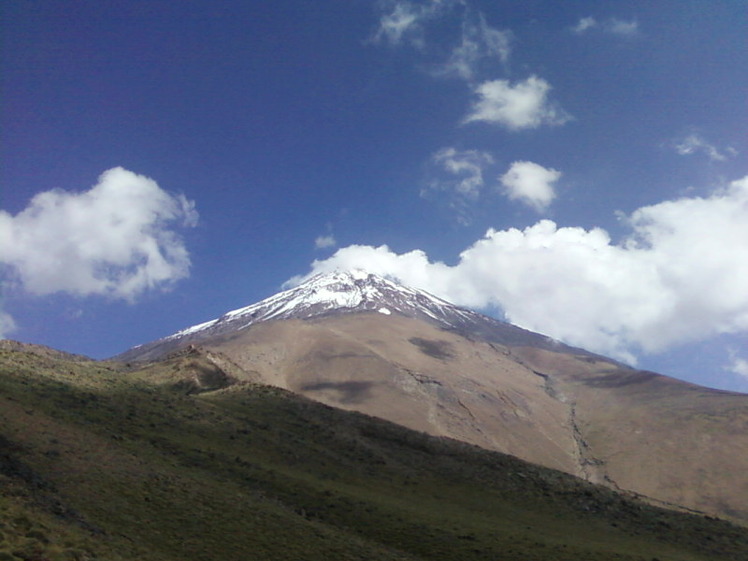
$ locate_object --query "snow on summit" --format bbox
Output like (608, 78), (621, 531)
(168, 270), (469, 341)
(116, 269), (574, 362)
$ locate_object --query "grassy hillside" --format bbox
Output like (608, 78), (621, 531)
(1, 343), (746, 561)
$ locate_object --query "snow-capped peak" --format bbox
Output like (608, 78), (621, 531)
(168, 270), (476, 342)
(117, 269), (576, 362)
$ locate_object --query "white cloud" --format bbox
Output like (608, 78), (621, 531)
(372, 0), (459, 48)
(424, 147), (495, 224)
(291, 175), (748, 364)
(374, 2), (421, 46)
(0, 167), (198, 302)
(373, 2), (510, 82)
(572, 17), (638, 36)
(572, 16), (598, 34)
(463, 76), (571, 131)
(437, 13), (512, 80)
(607, 18), (639, 36)
(315, 235), (337, 250)
(0, 309), (16, 339)
(674, 133), (733, 162)
(500, 161), (560, 212)
(727, 350), (748, 379)
(427, 147), (494, 198)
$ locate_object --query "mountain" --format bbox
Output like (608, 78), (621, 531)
(117, 270), (577, 363)
(1, 342), (747, 561)
(116, 270), (748, 525)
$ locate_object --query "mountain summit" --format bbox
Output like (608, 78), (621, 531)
(176, 269), (479, 334)
(119, 270), (566, 362)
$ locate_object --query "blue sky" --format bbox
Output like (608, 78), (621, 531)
(2, 1), (747, 392)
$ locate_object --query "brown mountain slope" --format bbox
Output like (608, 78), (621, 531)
(153, 311), (748, 524)
(514, 345), (748, 520)
(200, 313), (579, 474)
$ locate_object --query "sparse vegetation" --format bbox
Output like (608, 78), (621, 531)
(1, 344), (746, 560)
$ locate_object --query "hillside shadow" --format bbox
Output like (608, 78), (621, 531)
(409, 337), (454, 360)
(300, 380), (375, 404)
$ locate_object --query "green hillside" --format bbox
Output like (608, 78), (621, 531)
(1, 343), (746, 561)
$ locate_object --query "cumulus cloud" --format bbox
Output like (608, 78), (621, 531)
(572, 17), (639, 36)
(315, 235), (337, 250)
(0, 167), (198, 303)
(674, 133), (734, 162)
(463, 76), (571, 131)
(500, 161), (560, 212)
(372, 0), (459, 48)
(291, 175), (748, 364)
(436, 13), (512, 80)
